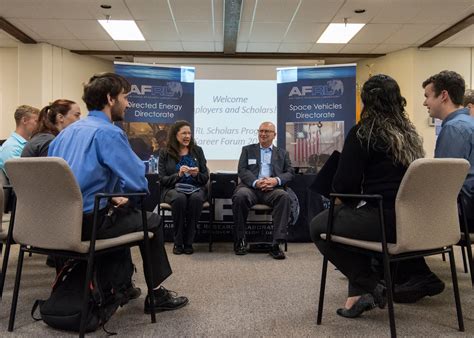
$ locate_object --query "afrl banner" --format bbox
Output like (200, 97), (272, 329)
(114, 62), (195, 124)
(277, 65), (356, 170)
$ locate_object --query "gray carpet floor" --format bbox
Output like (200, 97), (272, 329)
(0, 242), (473, 337)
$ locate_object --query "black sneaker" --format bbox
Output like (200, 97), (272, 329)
(394, 273), (445, 303)
(183, 245), (194, 255)
(269, 244), (285, 260)
(173, 244), (184, 255)
(234, 239), (247, 255)
(144, 286), (189, 313)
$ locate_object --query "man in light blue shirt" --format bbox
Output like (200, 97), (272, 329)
(0, 105), (39, 175)
(49, 72), (188, 314)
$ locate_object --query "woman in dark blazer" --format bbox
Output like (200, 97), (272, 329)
(159, 120), (209, 255)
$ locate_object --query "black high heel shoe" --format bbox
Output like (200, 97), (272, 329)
(336, 294), (376, 318)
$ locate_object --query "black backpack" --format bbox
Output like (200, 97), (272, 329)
(32, 248), (134, 334)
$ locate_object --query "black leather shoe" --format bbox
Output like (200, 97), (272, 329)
(269, 244), (286, 260)
(144, 286), (189, 313)
(372, 283), (387, 309)
(121, 283), (142, 305)
(173, 244), (184, 255)
(394, 273), (445, 303)
(336, 294), (376, 318)
(234, 239), (247, 255)
(184, 245), (194, 255)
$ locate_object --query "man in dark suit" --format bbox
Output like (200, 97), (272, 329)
(232, 121), (295, 259)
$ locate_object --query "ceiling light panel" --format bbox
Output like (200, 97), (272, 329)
(317, 23), (365, 43)
(98, 20), (145, 41)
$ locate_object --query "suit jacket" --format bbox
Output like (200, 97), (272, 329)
(237, 143), (295, 188)
(158, 145), (209, 200)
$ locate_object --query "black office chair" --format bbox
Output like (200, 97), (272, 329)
(457, 191), (474, 286)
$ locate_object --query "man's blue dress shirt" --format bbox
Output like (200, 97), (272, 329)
(48, 110), (147, 213)
(435, 107), (474, 198)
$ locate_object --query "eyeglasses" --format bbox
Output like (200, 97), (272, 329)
(258, 129), (275, 134)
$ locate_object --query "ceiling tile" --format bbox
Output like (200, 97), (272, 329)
(278, 43), (312, 53)
(176, 21), (214, 40)
(6, 18), (44, 40)
(1, 1), (56, 19)
(384, 24), (442, 44)
(59, 20), (110, 40)
(19, 19), (77, 39)
(214, 41), (223, 52)
(248, 22), (288, 42)
(85, 0), (134, 20)
(213, 0), (224, 22)
(38, 0), (96, 19)
(350, 24), (402, 44)
(339, 43), (377, 53)
(182, 41), (215, 51)
(213, 21), (224, 42)
(115, 41), (152, 51)
(309, 43), (345, 53)
(409, 4), (474, 24)
(170, 0), (213, 21)
(81, 40), (120, 50)
(283, 23), (327, 43)
(293, 0), (344, 23)
(148, 41), (184, 51)
(241, 0), (257, 22)
(441, 26), (474, 47)
(253, 0), (301, 22)
(137, 21), (180, 41)
(125, 0), (172, 20)
(332, 0), (384, 23)
(370, 2), (423, 24)
(45, 39), (88, 51)
(236, 42), (248, 52)
(370, 44), (411, 54)
(246, 42), (280, 52)
(238, 21), (252, 42)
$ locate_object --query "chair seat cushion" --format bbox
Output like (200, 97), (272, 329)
(251, 204), (272, 211)
(77, 231), (154, 253)
(161, 201), (210, 210)
(320, 234), (397, 253)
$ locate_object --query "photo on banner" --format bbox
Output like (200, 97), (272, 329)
(114, 62), (195, 160)
(277, 64), (356, 173)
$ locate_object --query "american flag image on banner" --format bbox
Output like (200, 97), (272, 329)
(293, 123), (320, 163)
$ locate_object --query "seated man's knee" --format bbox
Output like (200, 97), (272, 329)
(173, 193), (187, 207)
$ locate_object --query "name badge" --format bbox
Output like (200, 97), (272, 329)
(248, 159), (257, 165)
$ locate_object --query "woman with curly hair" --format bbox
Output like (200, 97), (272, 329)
(310, 74), (427, 318)
(159, 120), (209, 255)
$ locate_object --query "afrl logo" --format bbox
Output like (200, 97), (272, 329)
(130, 81), (183, 98)
(288, 79), (344, 97)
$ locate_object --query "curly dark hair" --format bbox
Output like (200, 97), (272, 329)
(357, 74), (424, 166)
(166, 120), (196, 161)
(34, 99), (76, 137)
(82, 72), (131, 111)
(422, 70), (465, 106)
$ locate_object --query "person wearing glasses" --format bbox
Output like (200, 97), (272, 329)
(232, 121), (295, 259)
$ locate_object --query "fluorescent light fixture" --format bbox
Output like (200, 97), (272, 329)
(317, 23), (365, 44)
(98, 20), (145, 41)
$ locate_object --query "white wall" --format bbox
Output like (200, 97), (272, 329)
(0, 43), (113, 139)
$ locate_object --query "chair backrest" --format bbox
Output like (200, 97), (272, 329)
(210, 173), (238, 199)
(4, 157), (84, 251)
(393, 158), (469, 254)
(0, 169), (10, 212)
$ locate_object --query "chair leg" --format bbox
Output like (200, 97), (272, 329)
(316, 257), (328, 325)
(382, 255), (396, 338)
(448, 248), (465, 331)
(464, 240), (474, 287)
(461, 245), (468, 273)
(79, 255), (95, 338)
(442, 253), (446, 261)
(8, 247), (25, 332)
(208, 208), (213, 252)
(0, 239), (13, 299)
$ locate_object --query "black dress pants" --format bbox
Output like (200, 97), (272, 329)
(82, 207), (172, 288)
(232, 185), (290, 244)
(164, 188), (206, 246)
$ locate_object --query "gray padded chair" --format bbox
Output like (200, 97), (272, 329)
(4, 157), (157, 337)
(317, 158), (470, 338)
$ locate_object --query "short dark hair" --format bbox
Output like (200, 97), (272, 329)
(14, 105), (39, 126)
(82, 72), (131, 111)
(422, 70), (465, 106)
(464, 89), (474, 107)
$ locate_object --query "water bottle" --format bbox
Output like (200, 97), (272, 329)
(148, 155), (156, 174)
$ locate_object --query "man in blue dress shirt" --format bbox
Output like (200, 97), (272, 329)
(49, 72), (188, 314)
(232, 121), (295, 259)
